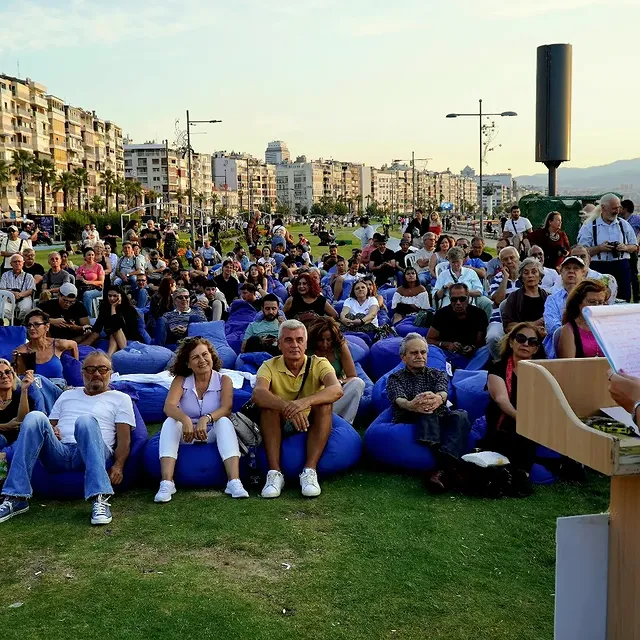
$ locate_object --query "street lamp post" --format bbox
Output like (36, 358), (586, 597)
(186, 110), (221, 244)
(446, 100), (516, 238)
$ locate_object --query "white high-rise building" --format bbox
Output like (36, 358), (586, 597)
(265, 140), (290, 165)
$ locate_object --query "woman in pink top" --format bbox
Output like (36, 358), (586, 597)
(75, 246), (105, 316)
(155, 337), (248, 502)
(557, 279), (608, 359)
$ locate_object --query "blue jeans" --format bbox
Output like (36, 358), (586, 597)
(3, 412), (113, 500)
(83, 289), (103, 317)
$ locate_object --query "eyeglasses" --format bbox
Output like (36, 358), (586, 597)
(26, 322), (47, 329)
(513, 333), (541, 347)
(174, 295), (189, 301)
(450, 296), (468, 303)
(0, 369), (13, 378)
(82, 365), (112, 375)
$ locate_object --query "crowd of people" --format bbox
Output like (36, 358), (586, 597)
(1, 193), (639, 524)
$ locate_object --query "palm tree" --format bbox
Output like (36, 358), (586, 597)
(72, 167), (89, 210)
(53, 171), (77, 212)
(100, 169), (116, 211)
(90, 195), (104, 213)
(113, 177), (125, 212)
(31, 157), (57, 215)
(11, 149), (34, 216)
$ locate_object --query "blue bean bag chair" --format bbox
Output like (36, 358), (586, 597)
(224, 301), (258, 354)
(111, 342), (173, 375)
(394, 316), (429, 337)
(188, 321), (237, 369)
(256, 414), (362, 481)
(371, 345), (451, 413)
(364, 407), (437, 473)
(0, 326), (26, 361)
(235, 352), (273, 374)
(8, 402), (150, 500)
(452, 370), (490, 425)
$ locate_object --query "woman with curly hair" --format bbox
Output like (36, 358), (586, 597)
(307, 317), (365, 424)
(155, 337), (248, 502)
(283, 271), (338, 323)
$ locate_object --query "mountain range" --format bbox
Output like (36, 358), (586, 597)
(515, 158), (640, 191)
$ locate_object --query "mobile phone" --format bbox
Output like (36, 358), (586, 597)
(14, 351), (36, 375)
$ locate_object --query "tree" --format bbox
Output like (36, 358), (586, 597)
(90, 195), (104, 213)
(72, 167), (89, 210)
(53, 171), (76, 212)
(31, 157), (57, 215)
(100, 169), (116, 211)
(113, 177), (125, 212)
(11, 149), (34, 216)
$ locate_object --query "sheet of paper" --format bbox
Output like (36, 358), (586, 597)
(583, 304), (640, 377)
(599, 406), (640, 436)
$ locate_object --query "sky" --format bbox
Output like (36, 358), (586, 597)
(0, 0), (637, 177)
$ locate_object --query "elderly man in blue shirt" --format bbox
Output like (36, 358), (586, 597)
(577, 193), (637, 302)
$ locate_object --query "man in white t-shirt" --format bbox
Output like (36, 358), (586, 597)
(502, 205), (532, 256)
(0, 351), (136, 526)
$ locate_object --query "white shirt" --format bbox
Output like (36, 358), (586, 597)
(343, 296), (379, 327)
(49, 388), (136, 452)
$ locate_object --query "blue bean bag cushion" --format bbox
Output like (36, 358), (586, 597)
(393, 316), (429, 337)
(364, 407), (436, 473)
(10, 402), (150, 500)
(110, 342), (174, 375)
(256, 413), (362, 481)
(188, 321), (237, 369)
(371, 345), (451, 413)
(224, 301), (258, 354)
(0, 326), (26, 360)
(452, 370), (490, 425)
(235, 352), (273, 374)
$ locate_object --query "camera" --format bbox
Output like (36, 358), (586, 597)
(610, 241), (620, 259)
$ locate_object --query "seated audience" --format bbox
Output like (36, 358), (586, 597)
(427, 283), (488, 365)
(242, 294), (281, 355)
(75, 246), (105, 316)
(485, 322), (546, 496)
(252, 320), (343, 498)
(0, 253), (36, 323)
(159, 288), (207, 345)
(433, 247), (491, 317)
(0, 361), (34, 449)
(14, 309), (79, 384)
(391, 267), (430, 324)
(0, 351), (135, 525)
(386, 333), (470, 493)
(214, 260), (240, 306)
(307, 317), (365, 425)
(39, 283), (91, 342)
(155, 338), (248, 502)
(40, 251), (71, 300)
(283, 272), (337, 323)
(84, 285), (144, 356)
(557, 279), (608, 359)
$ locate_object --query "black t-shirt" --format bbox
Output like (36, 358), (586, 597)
(369, 248), (396, 285)
(431, 304), (488, 347)
(0, 391), (35, 445)
(214, 274), (239, 305)
(39, 298), (89, 339)
(140, 229), (161, 250)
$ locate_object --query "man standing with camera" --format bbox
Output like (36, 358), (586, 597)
(577, 193), (638, 302)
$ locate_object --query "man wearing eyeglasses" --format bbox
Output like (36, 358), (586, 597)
(38, 282), (91, 341)
(0, 351), (136, 526)
(156, 288), (206, 345)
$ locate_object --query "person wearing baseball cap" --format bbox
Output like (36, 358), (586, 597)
(39, 282), (91, 341)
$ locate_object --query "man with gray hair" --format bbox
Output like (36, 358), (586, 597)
(386, 333), (470, 493)
(253, 319), (343, 499)
(577, 192), (637, 301)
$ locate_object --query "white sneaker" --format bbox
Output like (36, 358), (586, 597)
(261, 470), (285, 498)
(154, 480), (176, 503)
(225, 478), (249, 499)
(300, 468), (321, 497)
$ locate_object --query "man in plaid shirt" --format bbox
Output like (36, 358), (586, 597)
(386, 333), (470, 493)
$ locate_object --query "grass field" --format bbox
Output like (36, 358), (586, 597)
(0, 460), (609, 640)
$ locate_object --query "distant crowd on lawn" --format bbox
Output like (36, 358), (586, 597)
(1, 194), (640, 525)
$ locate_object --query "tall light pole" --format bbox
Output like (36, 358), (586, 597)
(186, 110), (221, 244)
(446, 100), (516, 237)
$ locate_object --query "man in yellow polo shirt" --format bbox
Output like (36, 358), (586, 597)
(253, 319), (343, 498)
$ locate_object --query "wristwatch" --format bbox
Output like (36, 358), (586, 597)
(632, 401), (640, 427)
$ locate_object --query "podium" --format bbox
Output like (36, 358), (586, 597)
(518, 358), (640, 640)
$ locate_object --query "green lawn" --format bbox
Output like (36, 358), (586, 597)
(0, 462), (609, 640)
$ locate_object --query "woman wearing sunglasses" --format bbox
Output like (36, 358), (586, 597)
(484, 322), (546, 496)
(0, 360), (34, 450)
(557, 279), (608, 359)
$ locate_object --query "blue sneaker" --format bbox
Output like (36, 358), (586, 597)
(91, 494), (112, 525)
(0, 498), (29, 523)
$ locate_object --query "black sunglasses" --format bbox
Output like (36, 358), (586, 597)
(514, 333), (541, 347)
(450, 296), (468, 303)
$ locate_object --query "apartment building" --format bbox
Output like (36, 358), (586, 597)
(0, 73), (124, 216)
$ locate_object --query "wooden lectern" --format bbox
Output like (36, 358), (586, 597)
(518, 358), (640, 640)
